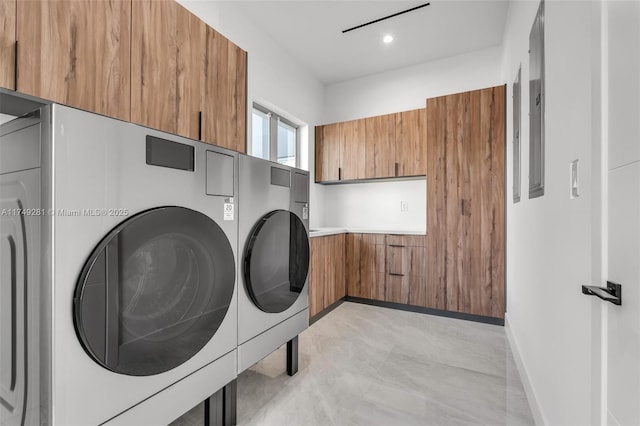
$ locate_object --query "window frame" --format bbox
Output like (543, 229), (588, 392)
(252, 103), (300, 168)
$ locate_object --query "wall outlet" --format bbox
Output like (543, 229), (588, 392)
(400, 201), (409, 212)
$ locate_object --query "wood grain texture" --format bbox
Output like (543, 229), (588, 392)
(0, 0), (15, 90)
(395, 108), (427, 177)
(341, 118), (366, 180)
(329, 233), (346, 305)
(365, 114), (395, 178)
(426, 86), (505, 319)
(17, 0), (131, 120)
(176, 3), (205, 140)
(315, 123), (340, 182)
(202, 28), (247, 153)
(309, 237), (325, 318)
(131, 0), (177, 133)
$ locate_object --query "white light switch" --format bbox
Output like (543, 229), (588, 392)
(400, 201), (409, 212)
(570, 159), (579, 199)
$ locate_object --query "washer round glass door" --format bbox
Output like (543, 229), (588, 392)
(243, 210), (309, 313)
(73, 207), (235, 376)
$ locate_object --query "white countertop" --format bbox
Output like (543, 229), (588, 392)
(309, 227), (426, 237)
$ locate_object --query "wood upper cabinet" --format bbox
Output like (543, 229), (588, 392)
(340, 119), (366, 180)
(365, 114), (395, 178)
(395, 108), (427, 177)
(0, 0), (16, 90)
(315, 123), (340, 182)
(16, 0), (131, 121)
(426, 85), (505, 319)
(309, 234), (346, 319)
(131, 0), (205, 139)
(315, 108), (426, 182)
(202, 28), (247, 153)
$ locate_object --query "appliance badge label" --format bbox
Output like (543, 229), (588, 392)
(302, 204), (309, 220)
(224, 202), (234, 221)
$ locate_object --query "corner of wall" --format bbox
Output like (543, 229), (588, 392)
(505, 314), (547, 426)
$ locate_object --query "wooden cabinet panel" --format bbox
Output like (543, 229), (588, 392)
(131, 0), (178, 134)
(365, 114), (396, 178)
(17, 0), (131, 120)
(0, 0), (15, 90)
(176, 4), (206, 140)
(309, 237), (325, 318)
(395, 109), (426, 177)
(130, 1), (205, 138)
(341, 119), (366, 180)
(426, 86), (505, 319)
(309, 234), (345, 318)
(202, 28), (247, 153)
(315, 123), (340, 182)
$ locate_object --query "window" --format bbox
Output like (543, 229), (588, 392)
(251, 103), (299, 168)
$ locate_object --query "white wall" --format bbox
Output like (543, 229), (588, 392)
(177, 1), (326, 227)
(321, 47), (503, 230)
(502, 1), (598, 424)
(323, 179), (426, 232)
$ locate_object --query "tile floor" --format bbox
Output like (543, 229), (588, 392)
(173, 302), (534, 425)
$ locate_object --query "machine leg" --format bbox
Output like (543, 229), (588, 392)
(286, 335), (299, 376)
(223, 379), (237, 426)
(204, 388), (224, 426)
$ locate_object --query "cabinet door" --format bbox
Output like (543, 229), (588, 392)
(365, 114), (395, 178)
(331, 233), (346, 303)
(0, 0), (15, 90)
(202, 28), (247, 153)
(315, 123), (341, 182)
(131, 1), (205, 139)
(17, 0), (131, 120)
(341, 119), (366, 180)
(131, 0), (178, 134)
(426, 86), (505, 318)
(395, 109), (427, 177)
(360, 234), (386, 300)
(309, 237), (325, 318)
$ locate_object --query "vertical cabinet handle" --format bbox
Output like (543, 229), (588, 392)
(14, 41), (18, 90)
(338, 167), (342, 181)
(395, 162), (399, 177)
(198, 111), (203, 141)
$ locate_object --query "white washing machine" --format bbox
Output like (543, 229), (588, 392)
(237, 154), (310, 374)
(1, 104), (239, 425)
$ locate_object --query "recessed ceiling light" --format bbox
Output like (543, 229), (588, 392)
(383, 35), (394, 44)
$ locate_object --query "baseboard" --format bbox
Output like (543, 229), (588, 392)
(504, 314), (547, 426)
(309, 297), (346, 325)
(345, 296), (505, 326)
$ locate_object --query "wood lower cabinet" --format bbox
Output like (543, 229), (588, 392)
(202, 28), (247, 153)
(309, 234), (346, 318)
(345, 233), (426, 306)
(426, 85), (505, 319)
(385, 235), (427, 306)
(131, 0), (205, 139)
(346, 233), (385, 300)
(16, 0), (131, 121)
(0, 0), (15, 90)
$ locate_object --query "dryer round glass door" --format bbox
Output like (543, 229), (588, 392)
(243, 210), (309, 313)
(73, 207), (235, 376)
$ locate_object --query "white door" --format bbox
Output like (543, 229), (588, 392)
(594, 1), (640, 424)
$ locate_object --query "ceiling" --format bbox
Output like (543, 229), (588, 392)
(234, 0), (510, 85)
